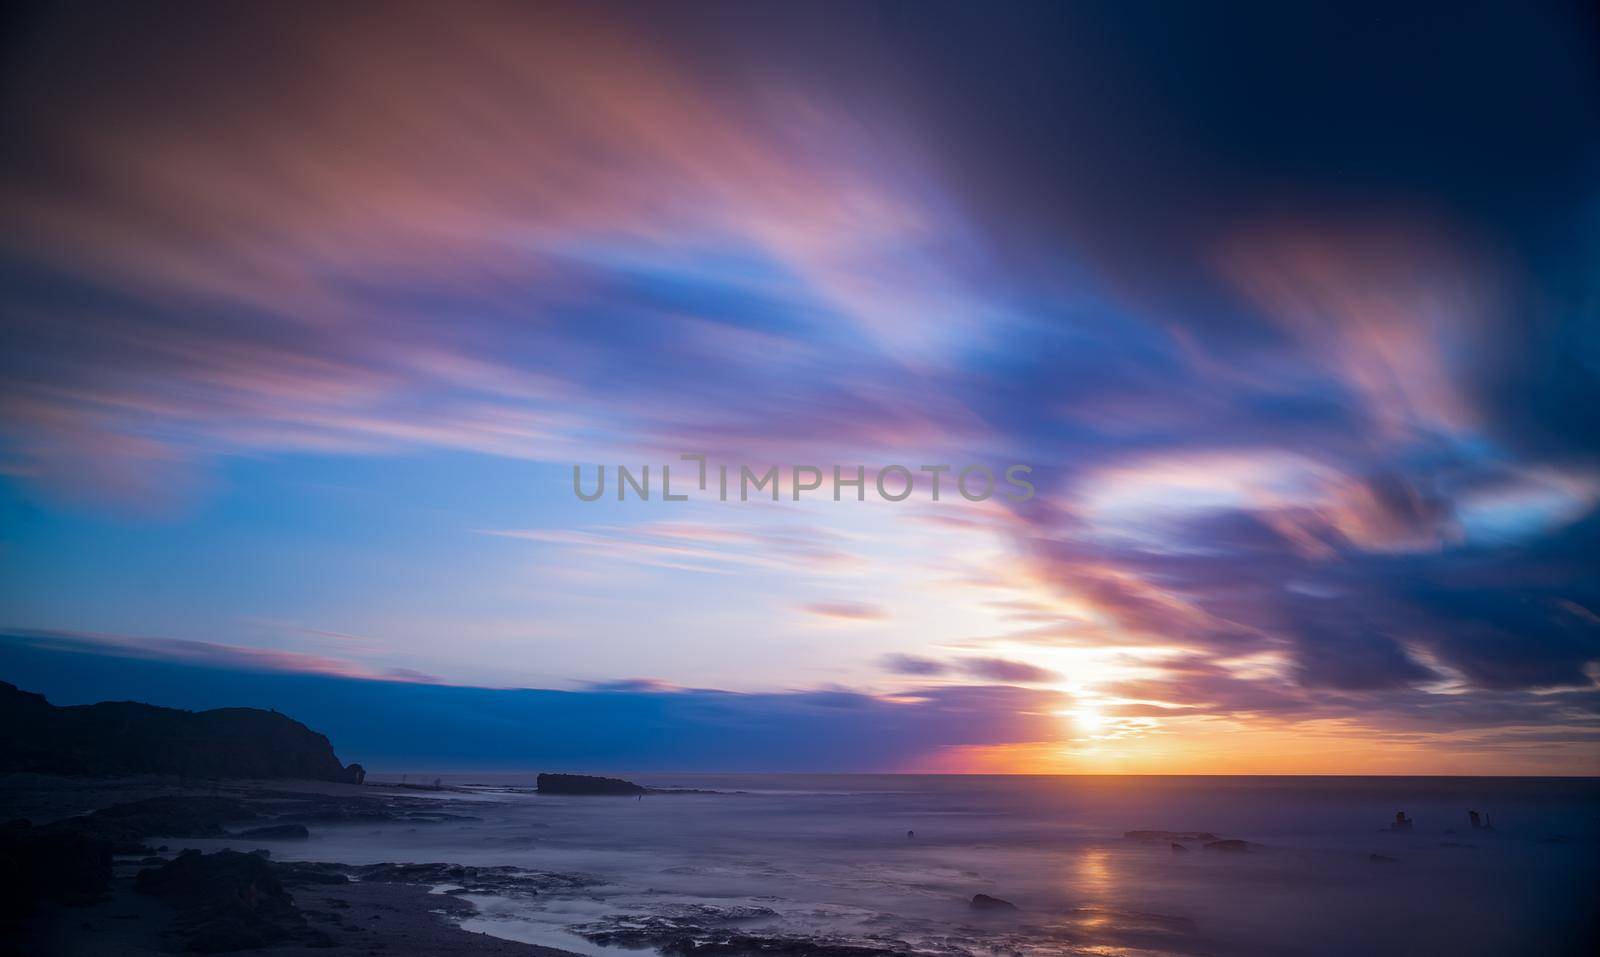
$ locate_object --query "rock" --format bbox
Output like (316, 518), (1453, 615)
(1170, 841), (1189, 852)
(236, 824), (310, 841)
(0, 681), (365, 783)
(1369, 854), (1399, 864)
(536, 773), (645, 796)
(350, 861), (589, 895)
(573, 904), (906, 957)
(969, 893), (1020, 911)
(1124, 830), (1220, 842)
(270, 861), (350, 887)
(354, 862), (477, 883)
(54, 796), (258, 852)
(135, 849), (315, 952)
(660, 935), (913, 957)
(1383, 811), (1414, 832)
(0, 819), (114, 915)
(1202, 839), (1249, 853)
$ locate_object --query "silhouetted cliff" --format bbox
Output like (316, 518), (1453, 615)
(0, 682), (364, 783)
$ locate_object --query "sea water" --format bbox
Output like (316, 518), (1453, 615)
(237, 774), (1599, 956)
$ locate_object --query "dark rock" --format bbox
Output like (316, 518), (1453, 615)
(1369, 854), (1399, 864)
(0, 818), (114, 915)
(969, 893), (1020, 911)
(1383, 811), (1414, 832)
(351, 861), (591, 895)
(270, 861), (350, 887)
(354, 862), (477, 883)
(663, 935), (914, 957)
(135, 849), (314, 952)
(1170, 841), (1189, 852)
(45, 795), (258, 854)
(1124, 830), (1220, 842)
(236, 824), (310, 841)
(536, 773), (645, 796)
(270, 794), (395, 824)
(1202, 839), (1250, 853)
(96, 796), (254, 835)
(574, 905), (915, 957)
(574, 905), (785, 950)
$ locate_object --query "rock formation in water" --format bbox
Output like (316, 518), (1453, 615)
(0, 681), (365, 783)
(970, 893), (1020, 911)
(236, 823), (311, 841)
(1384, 811), (1414, 832)
(535, 772), (646, 795)
(1124, 830), (1221, 842)
(1202, 839), (1250, 852)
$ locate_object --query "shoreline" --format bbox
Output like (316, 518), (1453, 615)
(1, 773), (584, 957)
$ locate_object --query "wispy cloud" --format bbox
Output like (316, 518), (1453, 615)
(1, 1), (1595, 772)
(800, 601), (885, 621)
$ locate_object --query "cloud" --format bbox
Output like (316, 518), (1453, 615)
(0, 2), (1004, 502)
(1216, 222), (1494, 440)
(1, 2), (1596, 770)
(586, 677), (680, 693)
(0, 630), (1064, 772)
(957, 658), (1060, 684)
(880, 654), (948, 676)
(800, 601), (885, 621)
(0, 628), (435, 683)
(879, 654), (1059, 685)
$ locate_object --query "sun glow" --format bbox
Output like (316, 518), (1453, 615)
(1074, 705), (1106, 734)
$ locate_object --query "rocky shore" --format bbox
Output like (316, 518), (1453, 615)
(0, 775), (581, 956)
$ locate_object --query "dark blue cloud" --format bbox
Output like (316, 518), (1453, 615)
(0, 633), (1065, 772)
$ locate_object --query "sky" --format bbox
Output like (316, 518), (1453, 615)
(1, 0), (1597, 774)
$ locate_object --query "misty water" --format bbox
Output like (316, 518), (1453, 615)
(214, 775), (1597, 956)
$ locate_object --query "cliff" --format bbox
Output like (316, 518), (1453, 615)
(0, 681), (365, 783)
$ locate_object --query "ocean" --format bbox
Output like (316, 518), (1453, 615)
(215, 774), (1600, 956)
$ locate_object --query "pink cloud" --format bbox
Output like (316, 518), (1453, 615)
(800, 600), (886, 621)
(4, 629), (438, 684)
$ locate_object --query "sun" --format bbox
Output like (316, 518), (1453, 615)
(1074, 705), (1106, 734)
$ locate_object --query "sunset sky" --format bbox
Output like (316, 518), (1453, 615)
(2, 1), (1597, 774)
